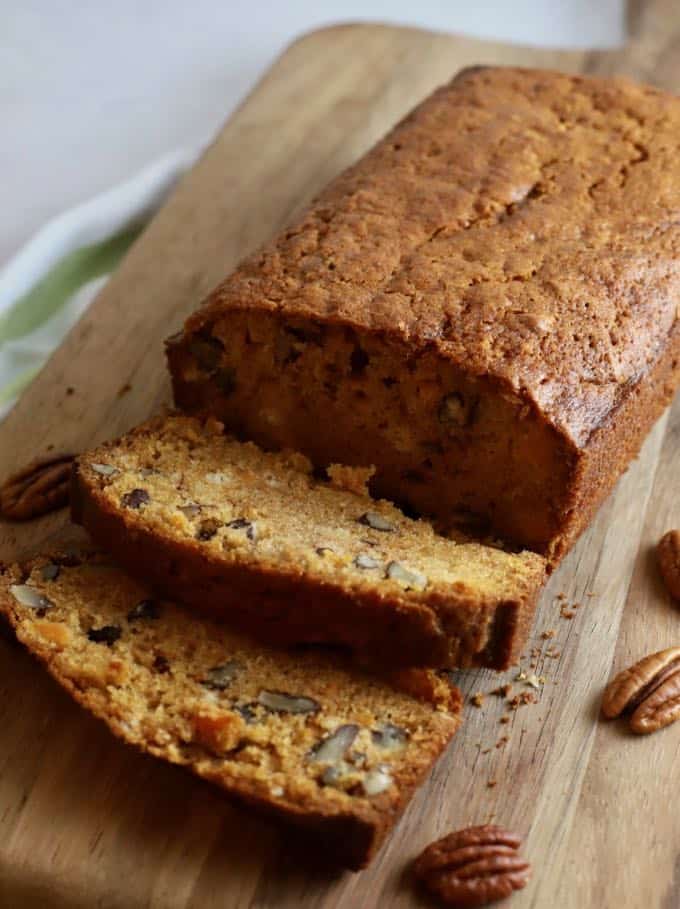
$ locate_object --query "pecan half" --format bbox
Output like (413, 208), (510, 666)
(414, 825), (530, 907)
(657, 531), (680, 599)
(601, 647), (680, 734)
(0, 454), (74, 521)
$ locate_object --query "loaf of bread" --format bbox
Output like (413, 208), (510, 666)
(0, 552), (461, 869)
(167, 66), (680, 562)
(71, 414), (544, 669)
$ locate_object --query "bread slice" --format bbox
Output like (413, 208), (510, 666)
(71, 414), (546, 670)
(0, 551), (461, 869)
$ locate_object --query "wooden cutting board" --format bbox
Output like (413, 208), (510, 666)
(2, 4), (680, 906)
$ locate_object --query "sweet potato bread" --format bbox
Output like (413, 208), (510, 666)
(167, 66), (680, 562)
(71, 414), (545, 670)
(0, 552), (461, 869)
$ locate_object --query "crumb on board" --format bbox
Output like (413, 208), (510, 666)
(487, 780), (497, 788)
(491, 683), (513, 698)
(66, 387), (75, 396)
(500, 715), (510, 724)
(117, 382), (132, 398)
(470, 692), (485, 708)
(560, 599), (582, 619)
(496, 736), (509, 749)
(508, 691), (538, 711)
(541, 629), (556, 640)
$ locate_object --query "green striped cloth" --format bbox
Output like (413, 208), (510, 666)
(0, 226), (141, 415)
(0, 146), (200, 420)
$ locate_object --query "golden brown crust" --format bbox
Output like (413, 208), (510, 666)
(167, 66), (680, 560)
(70, 415), (544, 669)
(186, 66), (680, 446)
(0, 554), (461, 870)
(552, 320), (680, 560)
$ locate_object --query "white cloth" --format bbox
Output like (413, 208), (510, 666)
(0, 145), (203, 418)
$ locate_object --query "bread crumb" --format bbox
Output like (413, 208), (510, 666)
(495, 736), (509, 749)
(204, 416), (225, 436)
(470, 692), (485, 707)
(281, 450), (314, 474)
(499, 715), (510, 724)
(326, 463), (376, 496)
(508, 691), (538, 711)
(541, 629), (556, 640)
(491, 683), (512, 698)
(487, 780), (497, 788)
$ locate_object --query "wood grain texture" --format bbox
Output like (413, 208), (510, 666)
(1, 4), (680, 905)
